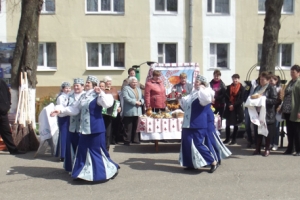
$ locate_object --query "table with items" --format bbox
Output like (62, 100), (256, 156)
(136, 110), (183, 152)
(136, 109), (222, 152)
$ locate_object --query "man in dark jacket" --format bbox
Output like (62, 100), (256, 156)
(0, 79), (25, 154)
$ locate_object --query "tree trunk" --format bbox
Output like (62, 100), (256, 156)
(259, 0), (284, 74)
(10, 0), (43, 151)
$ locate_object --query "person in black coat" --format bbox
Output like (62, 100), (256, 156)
(243, 78), (260, 148)
(0, 79), (25, 154)
(223, 74), (244, 145)
(251, 72), (278, 157)
(209, 69), (226, 125)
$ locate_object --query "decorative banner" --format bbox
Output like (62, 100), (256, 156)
(145, 63), (200, 95)
(0, 42), (15, 87)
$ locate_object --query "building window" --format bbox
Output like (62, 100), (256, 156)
(158, 43), (177, 63)
(257, 44), (293, 68)
(86, 43), (125, 69)
(258, 0), (293, 14)
(155, 0), (177, 12)
(41, 0), (55, 13)
(38, 43), (57, 69)
(207, 0), (229, 14)
(86, 0), (124, 14)
(209, 43), (229, 68)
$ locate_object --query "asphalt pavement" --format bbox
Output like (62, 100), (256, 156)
(1, 135), (300, 200)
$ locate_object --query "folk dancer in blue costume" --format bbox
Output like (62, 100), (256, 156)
(63, 78), (85, 172)
(178, 75), (219, 173)
(51, 75), (119, 182)
(56, 82), (71, 161)
(207, 90), (232, 165)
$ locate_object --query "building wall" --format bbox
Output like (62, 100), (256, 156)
(149, 1), (186, 63)
(0, 1), (7, 42)
(202, 0), (236, 85)
(236, 0), (300, 83)
(192, 1), (203, 73)
(6, 1), (151, 89)
(4, 0), (300, 97)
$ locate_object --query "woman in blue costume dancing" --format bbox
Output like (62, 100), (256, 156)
(56, 82), (71, 161)
(207, 89), (232, 164)
(63, 78), (85, 173)
(178, 75), (219, 173)
(51, 75), (119, 182)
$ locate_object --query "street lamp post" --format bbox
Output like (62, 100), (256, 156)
(132, 61), (157, 81)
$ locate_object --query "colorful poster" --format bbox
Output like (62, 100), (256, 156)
(145, 63), (200, 95)
(0, 42), (15, 87)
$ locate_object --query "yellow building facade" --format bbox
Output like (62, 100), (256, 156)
(1, 0), (300, 96)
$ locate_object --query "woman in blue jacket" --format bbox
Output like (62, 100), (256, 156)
(121, 77), (144, 145)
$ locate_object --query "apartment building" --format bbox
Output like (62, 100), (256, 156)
(1, 0), (299, 96)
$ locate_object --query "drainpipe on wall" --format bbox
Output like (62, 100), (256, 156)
(188, 0), (193, 62)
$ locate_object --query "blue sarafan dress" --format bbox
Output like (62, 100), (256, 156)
(56, 93), (70, 159)
(179, 88), (217, 169)
(59, 89), (119, 181)
(207, 109), (231, 160)
(63, 91), (85, 172)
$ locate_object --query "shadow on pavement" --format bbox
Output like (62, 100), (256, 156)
(0, 150), (64, 163)
(120, 157), (211, 175)
(223, 138), (287, 156)
(7, 165), (122, 185)
(112, 143), (181, 154)
(7, 166), (70, 181)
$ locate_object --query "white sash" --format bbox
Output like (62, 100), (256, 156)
(244, 96), (268, 137)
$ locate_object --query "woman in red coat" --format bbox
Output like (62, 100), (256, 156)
(145, 70), (166, 112)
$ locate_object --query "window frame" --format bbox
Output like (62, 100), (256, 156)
(41, 0), (55, 14)
(86, 42), (125, 70)
(209, 43), (230, 69)
(37, 42), (57, 71)
(258, 0), (294, 15)
(85, 0), (125, 15)
(257, 43), (293, 70)
(157, 43), (177, 63)
(207, 0), (230, 15)
(154, 0), (178, 15)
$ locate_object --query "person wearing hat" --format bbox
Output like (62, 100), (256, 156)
(63, 78), (85, 172)
(178, 75), (219, 173)
(55, 81), (71, 161)
(50, 75), (119, 182)
(223, 74), (245, 145)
